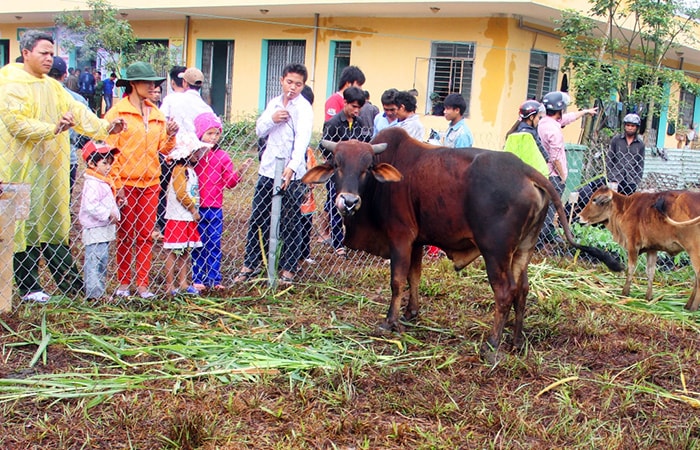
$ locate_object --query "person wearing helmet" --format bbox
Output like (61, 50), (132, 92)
(605, 113), (645, 195)
(537, 91), (598, 244)
(572, 112), (646, 219)
(503, 100), (550, 176)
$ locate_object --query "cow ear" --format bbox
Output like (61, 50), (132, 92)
(371, 163), (403, 183)
(302, 164), (334, 184)
(593, 191), (613, 206)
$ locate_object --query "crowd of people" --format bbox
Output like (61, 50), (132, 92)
(1, 30), (252, 303)
(1, 29), (648, 303)
(64, 65), (116, 117)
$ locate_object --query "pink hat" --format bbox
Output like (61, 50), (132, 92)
(194, 112), (222, 139)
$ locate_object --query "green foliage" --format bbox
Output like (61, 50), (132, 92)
(55, 0), (173, 75)
(122, 41), (175, 77)
(571, 222), (625, 256)
(220, 114), (258, 153)
(55, 0), (136, 73)
(555, 0), (700, 142)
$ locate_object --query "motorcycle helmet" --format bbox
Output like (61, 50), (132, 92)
(542, 91), (569, 112)
(519, 100), (542, 120)
(623, 113), (641, 126)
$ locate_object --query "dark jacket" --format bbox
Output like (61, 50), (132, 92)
(606, 133), (645, 186)
(320, 111), (372, 160)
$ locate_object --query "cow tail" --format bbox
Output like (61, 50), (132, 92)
(654, 195), (700, 226)
(532, 170), (624, 272)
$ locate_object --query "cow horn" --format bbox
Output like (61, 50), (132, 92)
(372, 143), (388, 154)
(321, 140), (338, 153)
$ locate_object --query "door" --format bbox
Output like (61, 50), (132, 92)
(201, 40), (234, 119)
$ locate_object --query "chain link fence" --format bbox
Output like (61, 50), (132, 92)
(2, 107), (698, 309)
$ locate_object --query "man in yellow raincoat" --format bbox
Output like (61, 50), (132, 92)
(0, 30), (125, 303)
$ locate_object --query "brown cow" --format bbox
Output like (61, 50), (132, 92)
(302, 127), (622, 361)
(579, 186), (700, 311)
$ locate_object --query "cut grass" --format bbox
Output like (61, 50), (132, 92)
(1, 259), (698, 449)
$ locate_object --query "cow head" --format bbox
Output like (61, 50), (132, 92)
(301, 139), (403, 216)
(579, 186), (614, 225)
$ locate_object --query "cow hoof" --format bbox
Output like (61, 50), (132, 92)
(512, 338), (525, 353)
(402, 309), (419, 322)
(376, 320), (403, 335)
(479, 342), (501, 365)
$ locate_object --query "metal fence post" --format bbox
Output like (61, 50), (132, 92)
(267, 157), (285, 288)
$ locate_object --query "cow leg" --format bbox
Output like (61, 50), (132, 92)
(622, 250), (639, 297)
(480, 257), (517, 362)
(511, 251), (532, 352)
(685, 250), (700, 311)
(645, 251), (658, 301)
(380, 245), (413, 332)
(403, 245), (424, 321)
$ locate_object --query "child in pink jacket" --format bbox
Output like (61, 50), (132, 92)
(78, 141), (121, 300)
(192, 113), (252, 290)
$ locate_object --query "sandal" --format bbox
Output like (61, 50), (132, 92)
(233, 268), (260, 283)
(183, 286), (200, 295)
(278, 270), (295, 285)
(279, 276), (294, 285)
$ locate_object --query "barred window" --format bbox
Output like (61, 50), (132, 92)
(679, 88), (696, 129)
(330, 41), (351, 94)
(264, 40), (306, 103)
(527, 50), (559, 101)
(427, 42), (475, 116)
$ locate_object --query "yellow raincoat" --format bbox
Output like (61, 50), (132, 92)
(0, 63), (110, 252)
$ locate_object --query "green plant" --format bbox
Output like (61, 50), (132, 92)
(220, 114), (258, 153)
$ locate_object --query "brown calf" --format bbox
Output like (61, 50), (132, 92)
(579, 186), (700, 311)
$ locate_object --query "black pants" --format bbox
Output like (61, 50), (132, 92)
(242, 176), (305, 274)
(14, 243), (83, 296)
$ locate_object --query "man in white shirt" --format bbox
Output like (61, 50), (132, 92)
(159, 67), (214, 138)
(234, 63), (314, 284)
(395, 90), (425, 141)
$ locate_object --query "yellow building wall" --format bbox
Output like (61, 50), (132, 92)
(154, 15), (570, 147)
(5, 11), (700, 149)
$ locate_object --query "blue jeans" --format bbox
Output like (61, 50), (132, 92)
(192, 207), (224, 286)
(242, 176), (305, 274)
(84, 241), (110, 298)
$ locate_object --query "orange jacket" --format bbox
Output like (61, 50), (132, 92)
(104, 97), (175, 189)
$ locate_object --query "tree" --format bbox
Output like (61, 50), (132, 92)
(55, 0), (174, 76)
(556, 0), (700, 145)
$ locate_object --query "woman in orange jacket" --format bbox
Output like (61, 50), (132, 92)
(105, 62), (178, 299)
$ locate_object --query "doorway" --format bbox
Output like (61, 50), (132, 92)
(201, 40), (234, 119)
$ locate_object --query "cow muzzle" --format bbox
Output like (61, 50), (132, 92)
(336, 193), (362, 216)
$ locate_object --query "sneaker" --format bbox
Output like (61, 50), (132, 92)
(115, 289), (131, 298)
(303, 258), (316, 265)
(183, 286), (200, 295)
(168, 289), (180, 297)
(138, 290), (156, 299)
(22, 291), (50, 303)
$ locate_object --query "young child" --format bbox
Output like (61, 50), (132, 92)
(163, 133), (210, 296)
(78, 141), (121, 300)
(192, 112), (252, 290)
